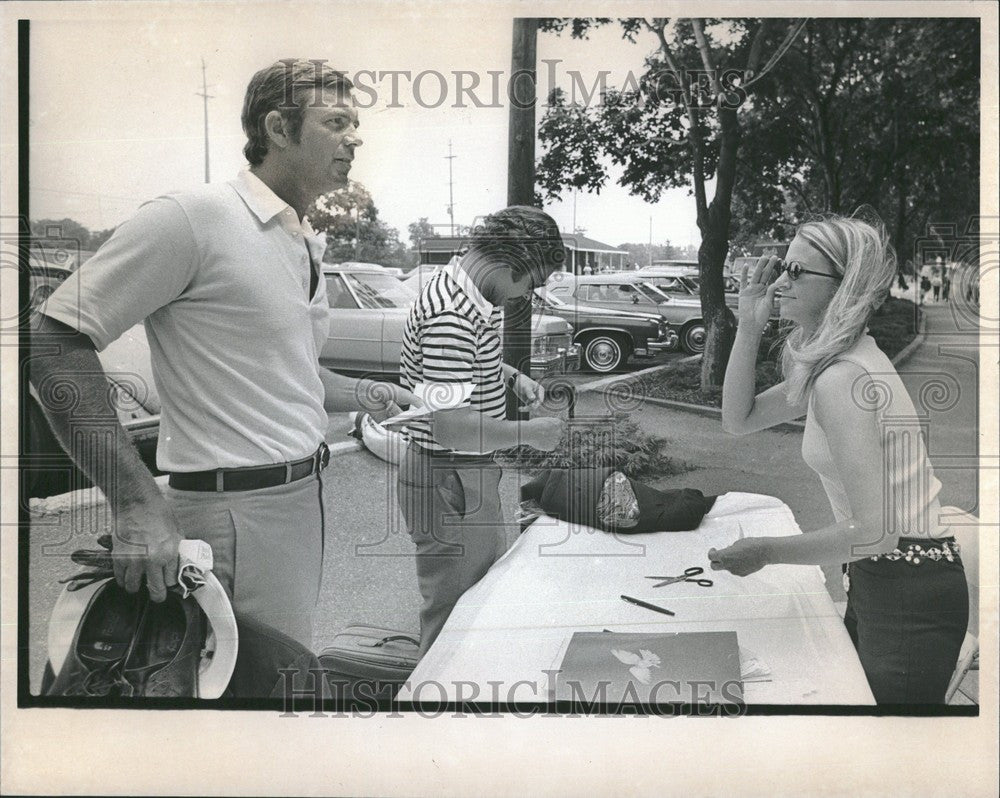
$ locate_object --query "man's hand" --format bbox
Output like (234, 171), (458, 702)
(707, 538), (771, 577)
(512, 372), (545, 411)
(524, 417), (565, 452)
(111, 509), (183, 602)
(358, 379), (422, 415)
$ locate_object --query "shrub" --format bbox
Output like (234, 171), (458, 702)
(498, 412), (690, 481)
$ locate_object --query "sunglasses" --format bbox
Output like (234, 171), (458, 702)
(779, 260), (842, 281)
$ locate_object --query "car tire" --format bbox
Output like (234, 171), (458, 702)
(582, 334), (627, 373)
(681, 321), (707, 354)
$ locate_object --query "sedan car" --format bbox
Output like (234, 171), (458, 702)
(321, 264), (581, 379)
(545, 272), (708, 354)
(532, 289), (676, 373)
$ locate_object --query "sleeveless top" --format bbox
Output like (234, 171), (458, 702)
(801, 334), (946, 538)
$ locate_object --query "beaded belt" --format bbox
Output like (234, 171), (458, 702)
(843, 538), (960, 593)
(870, 538), (960, 564)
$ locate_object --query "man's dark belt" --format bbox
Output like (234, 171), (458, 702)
(167, 443), (331, 492)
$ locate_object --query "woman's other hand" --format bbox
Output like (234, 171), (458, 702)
(708, 538), (771, 577)
(738, 255), (783, 333)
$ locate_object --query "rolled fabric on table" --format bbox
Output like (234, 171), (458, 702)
(519, 467), (716, 533)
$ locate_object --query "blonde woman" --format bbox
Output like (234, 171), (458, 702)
(709, 214), (968, 704)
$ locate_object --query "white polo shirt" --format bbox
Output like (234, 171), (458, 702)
(42, 170), (331, 472)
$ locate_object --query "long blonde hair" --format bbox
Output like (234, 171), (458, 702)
(781, 213), (897, 404)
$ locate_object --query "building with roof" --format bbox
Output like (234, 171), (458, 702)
(415, 233), (629, 275)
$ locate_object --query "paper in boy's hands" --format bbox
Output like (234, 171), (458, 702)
(379, 405), (433, 430)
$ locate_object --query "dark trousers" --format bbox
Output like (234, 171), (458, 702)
(397, 445), (508, 657)
(844, 544), (968, 704)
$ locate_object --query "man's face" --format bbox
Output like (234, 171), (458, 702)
(286, 88), (362, 196)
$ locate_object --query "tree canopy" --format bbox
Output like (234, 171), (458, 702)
(536, 16), (979, 387)
(308, 181), (414, 268)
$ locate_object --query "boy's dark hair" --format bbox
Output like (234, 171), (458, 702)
(467, 206), (566, 287)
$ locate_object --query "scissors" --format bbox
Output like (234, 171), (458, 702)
(646, 567), (714, 588)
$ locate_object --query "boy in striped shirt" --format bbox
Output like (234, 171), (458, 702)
(398, 206), (567, 654)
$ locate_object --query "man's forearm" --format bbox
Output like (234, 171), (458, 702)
(318, 367), (377, 413)
(30, 317), (164, 514)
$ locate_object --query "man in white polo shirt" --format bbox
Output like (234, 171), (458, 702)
(31, 60), (414, 649)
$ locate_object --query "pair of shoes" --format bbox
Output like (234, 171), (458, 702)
(47, 580), (143, 697)
(47, 579), (205, 698)
(123, 591), (204, 697)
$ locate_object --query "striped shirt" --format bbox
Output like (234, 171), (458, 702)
(400, 257), (507, 453)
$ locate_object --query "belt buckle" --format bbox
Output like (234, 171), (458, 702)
(315, 442), (330, 473)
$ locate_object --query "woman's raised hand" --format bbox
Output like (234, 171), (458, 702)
(738, 255), (783, 333)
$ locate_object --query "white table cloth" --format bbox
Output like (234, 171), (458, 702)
(400, 492), (875, 705)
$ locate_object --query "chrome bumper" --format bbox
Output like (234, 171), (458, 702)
(648, 328), (680, 351)
(530, 344), (582, 377)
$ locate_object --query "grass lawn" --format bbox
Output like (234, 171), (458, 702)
(633, 298), (921, 409)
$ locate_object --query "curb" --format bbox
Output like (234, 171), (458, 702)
(888, 309), (927, 369)
(604, 316), (925, 430)
(575, 352), (701, 395)
(328, 440), (364, 458)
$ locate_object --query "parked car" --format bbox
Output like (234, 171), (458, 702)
(322, 264), (581, 379)
(545, 272), (708, 354)
(532, 288), (676, 373)
(636, 266), (741, 310)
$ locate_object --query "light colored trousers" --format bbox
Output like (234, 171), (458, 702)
(397, 445), (508, 656)
(164, 473), (325, 650)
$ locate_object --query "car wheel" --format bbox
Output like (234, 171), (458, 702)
(582, 334), (626, 373)
(681, 322), (707, 354)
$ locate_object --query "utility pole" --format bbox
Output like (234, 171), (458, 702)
(572, 189), (577, 234)
(505, 17), (538, 420)
(648, 215), (653, 268)
(195, 58), (214, 183)
(445, 140), (456, 236)
(355, 205), (361, 260)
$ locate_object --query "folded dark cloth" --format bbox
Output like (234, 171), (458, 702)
(520, 467), (716, 533)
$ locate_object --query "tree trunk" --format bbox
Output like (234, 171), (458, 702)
(698, 218), (737, 389)
(698, 106), (739, 390)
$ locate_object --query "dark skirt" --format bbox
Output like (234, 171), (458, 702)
(843, 539), (969, 704)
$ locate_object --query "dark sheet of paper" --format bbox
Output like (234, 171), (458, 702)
(554, 631), (743, 705)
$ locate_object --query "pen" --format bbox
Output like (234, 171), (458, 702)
(620, 594), (675, 617)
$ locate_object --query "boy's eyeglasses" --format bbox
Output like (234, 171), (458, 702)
(779, 260), (842, 281)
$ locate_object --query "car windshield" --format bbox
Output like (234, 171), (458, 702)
(637, 281), (673, 303)
(344, 272), (416, 309)
(534, 288), (566, 307)
(682, 275), (739, 294)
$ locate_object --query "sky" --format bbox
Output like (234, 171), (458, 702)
(27, 4), (705, 250)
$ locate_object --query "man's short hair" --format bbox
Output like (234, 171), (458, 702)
(468, 206), (565, 287)
(241, 59), (354, 166)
